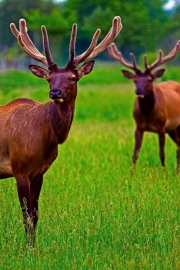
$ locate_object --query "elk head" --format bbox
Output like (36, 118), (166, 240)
(10, 17), (122, 103)
(108, 42), (180, 98)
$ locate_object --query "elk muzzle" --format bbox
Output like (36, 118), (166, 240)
(136, 88), (145, 98)
(49, 88), (65, 103)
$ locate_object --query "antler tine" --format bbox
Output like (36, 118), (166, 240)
(72, 16), (122, 67)
(10, 19), (48, 66)
(147, 40), (180, 71)
(144, 55), (149, 69)
(41, 26), (55, 67)
(146, 50), (163, 71)
(72, 28), (101, 67)
(85, 16), (122, 61)
(108, 43), (141, 73)
(129, 53), (141, 73)
(108, 43), (133, 68)
(69, 24), (77, 65)
(16, 34), (47, 66)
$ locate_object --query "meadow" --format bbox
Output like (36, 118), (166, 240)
(0, 63), (180, 269)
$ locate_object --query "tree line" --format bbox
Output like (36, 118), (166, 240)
(0, 0), (180, 69)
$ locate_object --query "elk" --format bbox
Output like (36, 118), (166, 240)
(108, 41), (180, 171)
(0, 17), (122, 246)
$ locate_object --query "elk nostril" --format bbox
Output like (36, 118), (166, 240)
(57, 89), (62, 96)
(52, 88), (62, 95)
(50, 88), (62, 99)
(136, 88), (142, 95)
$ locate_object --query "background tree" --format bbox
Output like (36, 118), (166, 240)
(0, 0), (56, 47)
(0, 0), (57, 68)
(60, 0), (176, 61)
(0, 0), (179, 68)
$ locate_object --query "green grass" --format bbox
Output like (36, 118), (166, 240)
(0, 67), (180, 269)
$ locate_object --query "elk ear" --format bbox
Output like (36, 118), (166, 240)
(153, 68), (165, 79)
(77, 60), (95, 79)
(122, 69), (136, 79)
(29, 65), (49, 79)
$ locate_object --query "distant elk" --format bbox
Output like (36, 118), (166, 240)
(108, 41), (180, 171)
(0, 17), (122, 246)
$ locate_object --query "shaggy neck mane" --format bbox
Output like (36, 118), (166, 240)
(138, 90), (155, 117)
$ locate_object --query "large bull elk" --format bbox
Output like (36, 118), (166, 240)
(108, 41), (180, 171)
(0, 17), (122, 246)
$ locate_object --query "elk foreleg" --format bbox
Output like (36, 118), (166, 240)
(132, 128), (143, 167)
(15, 174), (35, 245)
(176, 148), (180, 173)
(16, 174), (44, 246)
(175, 126), (180, 173)
(30, 175), (43, 234)
(168, 128), (180, 173)
(158, 131), (165, 167)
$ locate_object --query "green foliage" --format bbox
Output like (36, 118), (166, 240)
(0, 63), (180, 121)
(75, 84), (134, 122)
(139, 51), (159, 68)
(162, 66), (180, 81)
(3, 62), (180, 87)
(65, 0), (172, 54)
(0, 44), (26, 63)
(23, 8), (77, 35)
(79, 63), (128, 85)
(0, 70), (56, 97)
(0, 0), (180, 64)
(80, 6), (118, 38)
(0, 0), (56, 45)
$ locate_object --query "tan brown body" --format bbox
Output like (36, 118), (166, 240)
(132, 80), (180, 169)
(133, 81), (180, 133)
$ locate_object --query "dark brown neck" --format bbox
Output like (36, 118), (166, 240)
(46, 100), (75, 145)
(138, 90), (155, 117)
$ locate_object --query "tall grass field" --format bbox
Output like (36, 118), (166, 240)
(0, 64), (180, 269)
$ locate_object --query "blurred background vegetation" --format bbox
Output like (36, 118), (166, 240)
(0, 0), (180, 69)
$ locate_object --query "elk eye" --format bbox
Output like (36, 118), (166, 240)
(70, 75), (76, 82)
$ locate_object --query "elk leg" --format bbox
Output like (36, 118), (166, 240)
(132, 128), (143, 166)
(176, 148), (180, 173)
(175, 126), (180, 172)
(15, 175), (34, 245)
(168, 128), (180, 172)
(30, 175), (43, 233)
(158, 131), (165, 166)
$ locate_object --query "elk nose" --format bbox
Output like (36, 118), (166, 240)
(49, 88), (63, 100)
(136, 88), (143, 95)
